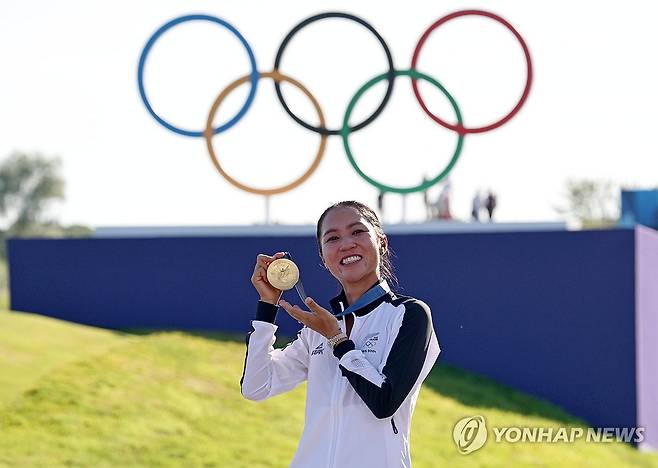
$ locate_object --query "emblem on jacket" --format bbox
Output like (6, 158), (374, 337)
(362, 332), (379, 353)
(311, 342), (324, 356)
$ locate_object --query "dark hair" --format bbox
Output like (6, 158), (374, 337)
(316, 200), (397, 288)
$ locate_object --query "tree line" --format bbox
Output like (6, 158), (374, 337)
(0, 152), (92, 260)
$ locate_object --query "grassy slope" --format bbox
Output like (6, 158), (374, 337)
(0, 311), (123, 404)
(0, 312), (656, 468)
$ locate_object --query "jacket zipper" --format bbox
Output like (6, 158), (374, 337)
(327, 319), (346, 468)
(327, 366), (339, 467)
(391, 416), (398, 434)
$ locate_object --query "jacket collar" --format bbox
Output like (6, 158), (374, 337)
(329, 279), (394, 318)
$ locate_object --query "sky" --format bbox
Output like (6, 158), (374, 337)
(1, 0), (657, 228)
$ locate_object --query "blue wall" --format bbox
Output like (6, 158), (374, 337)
(7, 229), (637, 430)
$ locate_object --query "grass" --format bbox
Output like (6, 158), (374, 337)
(0, 312), (123, 405)
(0, 311), (657, 467)
(0, 257), (8, 311)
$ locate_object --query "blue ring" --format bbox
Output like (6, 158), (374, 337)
(137, 14), (259, 137)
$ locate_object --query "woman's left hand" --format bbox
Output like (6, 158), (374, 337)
(279, 297), (341, 339)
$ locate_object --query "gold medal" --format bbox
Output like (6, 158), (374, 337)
(267, 258), (300, 291)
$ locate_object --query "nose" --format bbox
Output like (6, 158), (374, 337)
(338, 239), (357, 251)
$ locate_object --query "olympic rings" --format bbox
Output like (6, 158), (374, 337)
(342, 69), (464, 194)
(204, 71), (327, 196)
(137, 14), (259, 137)
(138, 10), (533, 195)
(411, 10), (533, 135)
(273, 12), (395, 136)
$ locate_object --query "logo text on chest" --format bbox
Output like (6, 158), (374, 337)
(361, 333), (380, 353)
(311, 343), (324, 356)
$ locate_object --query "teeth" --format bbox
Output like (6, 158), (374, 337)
(341, 255), (362, 265)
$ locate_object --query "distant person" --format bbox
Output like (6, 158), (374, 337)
(376, 191), (386, 223)
(437, 180), (452, 220)
(471, 191), (482, 222)
(421, 176), (431, 221)
(423, 189), (431, 220)
(485, 190), (497, 221)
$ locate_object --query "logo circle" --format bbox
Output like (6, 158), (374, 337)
(204, 71), (327, 196)
(137, 14), (259, 137)
(341, 69), (464, 194)
(411, 9), (533, 135)
(453, 415), (488, 454)
(273, 12), (396, 136)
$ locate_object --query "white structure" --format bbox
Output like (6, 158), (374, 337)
(94, 221), (568, 238)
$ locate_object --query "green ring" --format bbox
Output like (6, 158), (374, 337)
(341, 69), (464, 194)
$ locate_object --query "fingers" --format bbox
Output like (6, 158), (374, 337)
(281, 299), (341, 338)
(279, 300), (311, 325)
(279, 300), (307, 316)
(303, 297), (329, 317)
(256, 252), (285, 269)
(279, 298), (326, 320)
(251, 253), (287, 304)
(252, 252), (285, 279)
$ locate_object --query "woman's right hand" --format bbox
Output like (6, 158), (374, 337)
(251, 252), (286, 304)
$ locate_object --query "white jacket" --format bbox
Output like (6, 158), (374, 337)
(240, 281), (441, 467)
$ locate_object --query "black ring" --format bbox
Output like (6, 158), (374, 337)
(273, 12), (396, 136)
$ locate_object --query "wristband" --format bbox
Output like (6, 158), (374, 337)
(332, 336), (349, 348)
(327, 331), (348, 348)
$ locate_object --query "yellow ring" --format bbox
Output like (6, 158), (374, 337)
(204, 71), (327, 195)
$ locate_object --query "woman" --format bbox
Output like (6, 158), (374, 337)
(240, 201), (441, 467)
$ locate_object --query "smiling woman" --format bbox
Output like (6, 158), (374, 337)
(241, 200), (441, 467)
(315, 201), (396, 296)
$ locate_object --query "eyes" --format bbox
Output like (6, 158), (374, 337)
(324, 228), (367, 244)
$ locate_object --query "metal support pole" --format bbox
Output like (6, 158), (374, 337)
(264, 195), (271, 225)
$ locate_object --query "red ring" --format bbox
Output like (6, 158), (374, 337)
(411, 10), (533, 135)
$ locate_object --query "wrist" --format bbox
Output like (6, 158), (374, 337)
(259, 291), (282, 305)
(332, 339), (355, 359)
(327, 331), (348, 349)
(255, 301), (278, 323)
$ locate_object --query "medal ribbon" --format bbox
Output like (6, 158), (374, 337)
(283, 252), (308, 303)
(333, 280), (391, 318)
(283, 252), (390, 316)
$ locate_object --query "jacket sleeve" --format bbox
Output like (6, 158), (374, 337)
(332, 299), (440, 419)
(240, 301), (310, 401)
